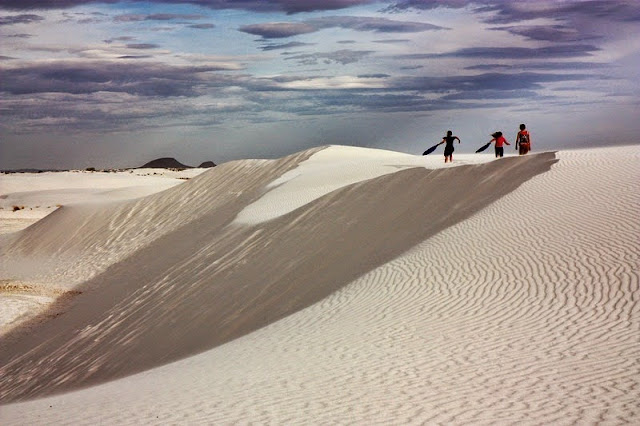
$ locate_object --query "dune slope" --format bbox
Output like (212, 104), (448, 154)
(0, 149), (556, 402)
(0, 149), (317, 290)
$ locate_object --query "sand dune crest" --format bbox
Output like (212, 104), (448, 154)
(0, 150), (556, 402)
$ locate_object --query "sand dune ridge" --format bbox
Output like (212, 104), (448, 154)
(0, 148), (320, 290)
(0, 146), (638, 424)
(0, 149), (556, 402)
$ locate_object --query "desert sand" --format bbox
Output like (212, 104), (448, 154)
(0, 167), (207, 331)
(0, 145), (638, 424)
(0, 167), (206, 235)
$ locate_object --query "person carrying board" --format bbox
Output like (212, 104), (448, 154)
(489, 131), (510, 158)
(439, 130), (460, 163)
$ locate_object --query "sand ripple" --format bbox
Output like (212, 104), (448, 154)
(0, 150), (556, 404)
(158, 147), (638, 424)
(1, 146), (638, 425)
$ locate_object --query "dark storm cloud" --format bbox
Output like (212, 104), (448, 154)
(260, 41), (314, 51)
(113, 14), (146, 22)
(491, 25), (601, 42)
(373, 39), (410, 44)
(267, 0), (376, 14)
(481, 1), (640, 24)
(385, 0), (640, 22)
(382, 0), (471, 12)
(239, 16), (445, 39)
(0, 56), (607, 135)
(440, 89), (550, 101)
(312, 16), (445, 33)
(118, 55), (153, 59)
(240, 22), (317, 39)
(3, 0), (639, 23)
(147, 13), (204, 20)
(0, 60), (243, 97)
(357, 73), (389, 78)
(303, 92), (435, 113)
(104, 36), (136, 43)
(247, 71), (597, 97)
(273, 71), (596, 113)
(0, 13), (43, 25)
(399, 65), (422, 70)
(464, 64), (512, 71)
(390, 72), (597, 93)
(76, 17), (103, 23)
(126, 43), (160, 49)
(0, 0), (376, 13)
(291, 91), (495, 115)
(114, 13), (205, 22)
(465, 62), (610, 71)
(60, 11), (107, 24)
(188, 23), (215, 29)
(6, 33), (32, 37)
(285, 49), (373, 65)
(399, 44), (600, 60)
(1, 91), (248, 133)
(385, 0), (640, 52)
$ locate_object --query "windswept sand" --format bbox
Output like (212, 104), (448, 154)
(0, 145), (638, 424)
(0, 167), (206, 235)
(0, 167), (207, 331)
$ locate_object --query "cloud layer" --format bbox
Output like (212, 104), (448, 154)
(240, 16), (445, 39)
(0, 0), (378, 13)
(1, 0), (639, 168)
(0, 13), (44, 25)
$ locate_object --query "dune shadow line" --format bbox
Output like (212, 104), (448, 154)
(0, 152), (557, 402)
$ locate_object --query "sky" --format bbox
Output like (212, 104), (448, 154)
(1, 0), (639, 169)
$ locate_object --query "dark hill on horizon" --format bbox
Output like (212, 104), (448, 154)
(139, 158), (217, 169)
(139, 158), (192, 169)
(2, 158), (216, 173)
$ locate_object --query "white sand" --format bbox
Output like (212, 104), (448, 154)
(0, 168), (206, 234)
(0, 167), (207, 329)
(0, 291), (53, 335)
(0, 145), (638, 424)
(0, 148), (492, 332)
(235, 145), (494, 225)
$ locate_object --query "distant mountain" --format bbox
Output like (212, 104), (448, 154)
(198, 161), (216, 168)
(139, 158), (192, 169)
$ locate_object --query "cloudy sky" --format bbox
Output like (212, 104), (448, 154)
(1, 0), (639, 169)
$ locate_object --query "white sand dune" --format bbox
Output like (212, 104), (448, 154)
(0, 167), (207, 330)
(0, 146), (550, 399)
(0, 145), (638, 424)
(0, 168), (206, 235)
(234, 145), (493, 225)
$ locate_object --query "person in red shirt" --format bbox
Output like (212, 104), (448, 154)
(489, 131), (510, 158)
(515, 123), (531, 155)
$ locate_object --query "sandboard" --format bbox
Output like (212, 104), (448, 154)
(475, 142), (492, 153)
(423, 143), (440, 155)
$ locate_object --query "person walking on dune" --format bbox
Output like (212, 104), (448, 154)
(439, 130), (460, 163)
(515, 124), (531, 155)
(489, 131), (510, 158)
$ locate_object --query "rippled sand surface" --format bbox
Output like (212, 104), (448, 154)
(1, 146), (638, 425)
